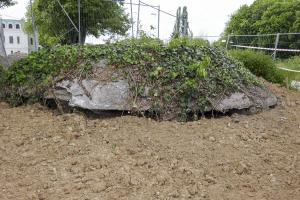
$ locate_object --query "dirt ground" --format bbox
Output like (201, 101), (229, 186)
(0, 83), (299, 200)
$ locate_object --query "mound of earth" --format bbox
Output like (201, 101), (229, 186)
(1, 39), (277, 120)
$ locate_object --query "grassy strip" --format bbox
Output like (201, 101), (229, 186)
(276, 57), (300, 81)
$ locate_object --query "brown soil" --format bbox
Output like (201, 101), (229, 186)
(0, 83), (299, 200)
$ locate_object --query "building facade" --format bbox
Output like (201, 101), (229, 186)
(1, 18), (35, 55)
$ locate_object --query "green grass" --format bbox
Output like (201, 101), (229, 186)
(276, 57), (300, 82)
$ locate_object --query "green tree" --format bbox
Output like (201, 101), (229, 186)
(0, 0), (15, 8)
(225, 0), (300, 35)
(223, 0), (300, 52)
(25, 0), (129, 46)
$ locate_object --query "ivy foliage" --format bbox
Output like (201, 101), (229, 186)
(0, 37), (259, 120)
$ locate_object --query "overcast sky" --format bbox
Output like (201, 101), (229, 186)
(0, 0), (255, 42)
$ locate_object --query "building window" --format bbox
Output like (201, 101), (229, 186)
(30, 38), (33, 45)
(8, 24), (13, 29)
(17, 36), (20, 44)
(9, 36), (13, 44)
(2, 23), (5, 28)
(16, 24), (20, 29)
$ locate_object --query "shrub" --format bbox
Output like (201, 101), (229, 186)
(229, 50), (284, 84)
(168, 37), (209, 48)
(0, 64), (6, 99)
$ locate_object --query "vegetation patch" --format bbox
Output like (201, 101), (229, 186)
(276, 56), (300, 84)
(230, 50), (284, 84)
(0, 37), (261, 120)
(277, 56), (300, 71)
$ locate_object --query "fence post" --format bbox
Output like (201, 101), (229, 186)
(157, 5), (160, 39)
(30, 0), (39, 51)
(273, 33), (280, 60)
(226, 34), (231, 50)
(78, 0), (81, 44)
(130, 0), (134, 38)
(136, 0), (141, 38)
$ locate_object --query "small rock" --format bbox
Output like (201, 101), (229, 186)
(50, 177), (57, 181)
(269, 174), (277, 183)
(73, 133), (81, 139)
(129, 176), (140, 185)
(261, 132), (269, 139)
(75, 183), (83, 190)
(293, 137), (300, 145)
(169, 190), (180, 198)
(204, 175), (216, 184)
(15, 141), (24, 147)
(202, 132), (210, 139)
(209, 136), (216, 142)
(37, 193), (45, 200)
(71, 161), (78, 165)
(102, 121), (109, 128)
(188, 185), (198, 196)
(236, 161), (250, 175)
(126, 148), (136, 155)
(280, 117), (287, 121)
(53, 136), (62, 143)
(232, 118), (240, 123)
(231, 113), (240, 123)
(240, 134), (248, 141)
(200, 192), (208, 198)
(111, 127), (119, 131)
(154, 191), (160, 197)
(63, 188), (70, 194)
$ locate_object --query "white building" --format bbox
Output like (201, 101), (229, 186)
(1, 18), (35, 55)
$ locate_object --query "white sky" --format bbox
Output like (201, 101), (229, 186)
(0, 0), (255, 42)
